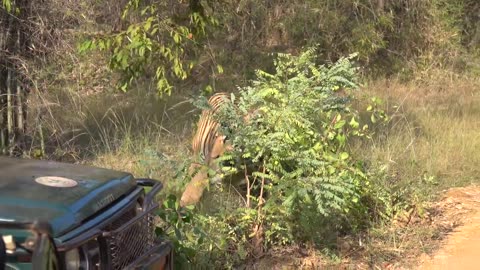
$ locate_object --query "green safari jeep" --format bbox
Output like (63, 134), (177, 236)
(0, 156), (174, 270)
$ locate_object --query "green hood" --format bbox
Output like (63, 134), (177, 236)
(0, 157), (136, 237)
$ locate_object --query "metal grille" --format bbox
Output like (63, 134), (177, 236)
(103, 204), (157, 270)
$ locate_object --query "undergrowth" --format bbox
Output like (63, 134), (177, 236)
(104, 74), (480, 269)
(21, 55), (480, 269)
(23, 50), (480, 268)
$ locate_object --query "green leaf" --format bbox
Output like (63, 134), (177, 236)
(173, 32), (181, 44)
(144, 18), (152, 31)
(349, 117), (359, 128)
(217, 65), (224, 74)
(340, 152), (349, 160)
(334, 120), (346, 129)
(2, 0), (11, 12)
(336, 134), (346, 145)
(120, 82), (128, 92)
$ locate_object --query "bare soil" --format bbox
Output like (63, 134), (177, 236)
(416, 186), (480, 270)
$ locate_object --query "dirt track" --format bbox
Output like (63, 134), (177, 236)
(417, 186), (480, 270)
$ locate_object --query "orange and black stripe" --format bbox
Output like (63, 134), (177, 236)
(191, 92), (231, 164)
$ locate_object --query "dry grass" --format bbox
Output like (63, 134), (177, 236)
(361, 71), (480, 196)
(26, 81), (198, 197)
(334, 70), (480, 268)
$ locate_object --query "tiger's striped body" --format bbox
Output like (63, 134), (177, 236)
(181, 91), (261, 206)
(181, 92), (233, 207)
(191, 92), (232, 164)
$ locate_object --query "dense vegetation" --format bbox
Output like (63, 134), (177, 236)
(1, 0), (480, 268)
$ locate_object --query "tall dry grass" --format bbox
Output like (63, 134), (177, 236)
(319, 70), (480, 267)
(362, 71), (480, 197)
(26, 83), (198, 196)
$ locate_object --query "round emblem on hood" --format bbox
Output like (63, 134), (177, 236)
(35, 176), (78, 188)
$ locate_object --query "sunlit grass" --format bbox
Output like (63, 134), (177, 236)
(27, 83), (196, 197)
(340, 71), (480, 266)
(360, 72), (480, 196)
(81, 101), (194, 197)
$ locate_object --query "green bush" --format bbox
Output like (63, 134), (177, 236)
(215, 47), (375, 245)
(152, 47), (389, 268)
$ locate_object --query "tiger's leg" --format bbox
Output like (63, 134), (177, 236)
(181, 135), (233, 206)
(180, 165), (210, 207)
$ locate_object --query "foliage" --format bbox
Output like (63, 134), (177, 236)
(157, 193), (251, 268)
(156, 195), (202, 266)
(198, 0), (477, 87)
(73, 0), (479, 96)
(461, 0), (480, 48)
(78, 0), (219, 95)
(1, 0), (11, 12)
(149, 48), (390, 267)
(201, 47), (387, 250)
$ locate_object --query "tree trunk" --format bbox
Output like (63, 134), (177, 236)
(0, 2), (29, 155)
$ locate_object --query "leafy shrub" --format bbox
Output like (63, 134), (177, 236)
(156, 47), (392, 268)
(214, 47), (373, 246)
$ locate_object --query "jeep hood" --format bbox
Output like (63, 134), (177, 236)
(0, 157), (137, 237)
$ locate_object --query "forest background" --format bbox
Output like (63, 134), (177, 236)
(1, 0), (480, 268)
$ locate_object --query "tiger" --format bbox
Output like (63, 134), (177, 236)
(181, 92), (234, 207)
(180, 91), (261, 206)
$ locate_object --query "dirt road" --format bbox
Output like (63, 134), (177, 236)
(417, 187), (480, 270)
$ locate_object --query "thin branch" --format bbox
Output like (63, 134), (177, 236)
(245, 162), (251, 208)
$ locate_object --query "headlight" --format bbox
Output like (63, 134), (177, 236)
(64, 248), (81, 270)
